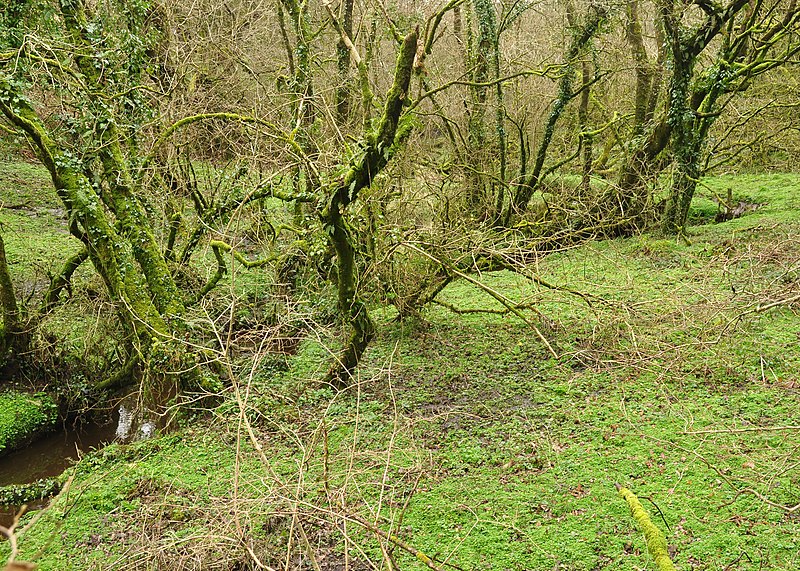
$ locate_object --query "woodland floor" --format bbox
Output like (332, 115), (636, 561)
(1, 164), (799, 570)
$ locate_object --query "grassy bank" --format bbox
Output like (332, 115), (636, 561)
(0, 165), (798, 570)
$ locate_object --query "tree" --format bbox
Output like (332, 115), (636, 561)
(0, 0), (199, 390)
(319, 24), (419, 386)
(508, 2), (608, 222)
(0, 232), (23, 361)
(660, 0), (800, 233)
(611, 0), (800, 234)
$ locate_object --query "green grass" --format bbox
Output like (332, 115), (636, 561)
(1, 170), (799, 570)
(0, 161), (79, 288)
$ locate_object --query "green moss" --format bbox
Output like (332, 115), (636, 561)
(618, 486), (677, 571)
(0, 161), (59, 210)
(0, 391), (58, 456)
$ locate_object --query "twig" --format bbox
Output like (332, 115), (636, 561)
(0, 507), (24, 564)
(720, 489), (800, 514)
(681, 425), (800, 435)
(755, 293), (800, 313)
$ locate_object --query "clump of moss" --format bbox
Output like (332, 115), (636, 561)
(618, 485), (677, 571)
(0, 391), (58, 456)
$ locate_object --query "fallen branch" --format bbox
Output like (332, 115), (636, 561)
(402, 242), (559, 359)
(432, 298), (540, 315)
(682, 425), (800, 435)
(616, 484), (677, 571)
(721, 488), (800, 514)
(347, 513), (447, 571)
(755, 293), (800, 313)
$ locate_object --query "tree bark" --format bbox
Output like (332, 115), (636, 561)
(0, 233), (23, 360)
(324, 28), (418, 387)
(335, 0), (355, 123)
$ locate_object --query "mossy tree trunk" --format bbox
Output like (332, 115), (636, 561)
(508, 4), (606, 221)
(464, 0), (493, 214)
(323, 29), (418, 388)
(610, 0), (668, 220)
(335, 0), (355, 124)
(566, 0), (595, 195)
(280, 0), (316, 132)
(463, 0), (508, 222)
(0, 233), (24, 361)
(625, 0), (660, 136)
(0, 0), (197, 390)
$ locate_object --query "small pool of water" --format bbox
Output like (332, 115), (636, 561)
(0, 420), (117, 528)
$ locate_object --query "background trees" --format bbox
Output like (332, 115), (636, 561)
(0, 0), (798, 395)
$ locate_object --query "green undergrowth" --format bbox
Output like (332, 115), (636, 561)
(2, 173), (799, 570)
(0, 477), (61, 505)
(0, 161), (77, 284)
(0, 391), (57, 456)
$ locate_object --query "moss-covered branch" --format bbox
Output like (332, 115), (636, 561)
(209, 241), (276, 269)
(178, 176), (311, 265)
(617, 485), (677, 571)
(40, 247), (89, 313)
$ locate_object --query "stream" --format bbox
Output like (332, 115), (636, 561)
(0, 390), (165, 530)
(0, 418), (118, 528)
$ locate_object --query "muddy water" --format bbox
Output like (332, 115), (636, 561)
(0, 390), (171, 529)
(0, 419), (117, 528)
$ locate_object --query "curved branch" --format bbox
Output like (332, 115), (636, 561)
(40, 247), (89, 313)
(187, 241), (279, 307)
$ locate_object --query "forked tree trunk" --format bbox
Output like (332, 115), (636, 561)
(0, 0), (198, 391)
